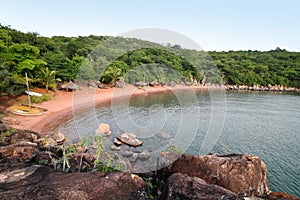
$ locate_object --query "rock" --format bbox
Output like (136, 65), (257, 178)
(117, 133), (143, 147)
(0, 166), (148, 200)
(260, 192), (299, 200)
(159, 131), (171, 140)
(139, 150), (151, 161)
(116, 80), (125, 88)
(134, 81), (147, 87)
(149, 80), (161, 87)
(166, 81), (176, 87)
(95, 123), (111, 136)
(121, 150), (133, 157)
(0, 120), (8, 133)
(114, 138), (123, 145)
(95, 81), (109, 89)
(161, 173), (239, 200)
(87, 80), (98, 88)
(129, 153), (139, 162)
(0, 141), (39, 163)
(159, 153), (270, 196)
(53, 131), (65, 144)
(43, 137), (57, 148)
(0, 165), (40, 183)
(10, 129), (42, 144)
(110, 144), (121, 151)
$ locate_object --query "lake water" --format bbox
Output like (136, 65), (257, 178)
(55, 90), (300, 197)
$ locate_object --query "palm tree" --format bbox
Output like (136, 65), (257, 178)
(40, 67), (61, 92)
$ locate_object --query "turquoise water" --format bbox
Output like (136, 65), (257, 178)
(55, 90), (300, 197)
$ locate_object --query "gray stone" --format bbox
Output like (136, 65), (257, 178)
(159, 153), (270, 196)
(139, 150), (151, 161)
(0, 166), (148, 200)
(162, 173), (239, 200)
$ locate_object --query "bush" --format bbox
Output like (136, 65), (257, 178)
(30, 94), (51, 104)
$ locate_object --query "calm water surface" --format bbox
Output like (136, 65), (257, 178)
(55, 90), (300, 197)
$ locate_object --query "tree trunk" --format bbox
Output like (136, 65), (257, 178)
(46, 83), (49, 93)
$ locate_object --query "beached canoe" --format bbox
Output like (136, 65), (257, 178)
(7, 105), (44, 116)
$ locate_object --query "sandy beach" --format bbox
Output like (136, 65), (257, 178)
(1, 85), (209, 133)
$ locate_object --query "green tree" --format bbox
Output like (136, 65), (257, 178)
(39, 67), (61, 92)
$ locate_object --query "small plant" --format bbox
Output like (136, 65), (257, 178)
(30, 94), (51, 104)
(0, 127), (14, 143)
(163, 144), (184, 154)
(92, 135), (125, 173)
(143, 177), (158, 199)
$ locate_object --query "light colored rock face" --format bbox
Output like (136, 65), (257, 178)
(95, 123), (111, 136)
(159, 153), (270, 197)
(54, 131), (65, 144)
(117, 133), (143, 147)
(163, 173), (238, 200)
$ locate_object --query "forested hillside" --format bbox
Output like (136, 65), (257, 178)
(0, 24), (299, 96)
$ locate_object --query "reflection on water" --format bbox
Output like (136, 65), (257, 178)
(53, 90), (300, 197)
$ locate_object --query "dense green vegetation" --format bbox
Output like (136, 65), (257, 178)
(210, 49), (300, 87)
(0, 24), (299, 96)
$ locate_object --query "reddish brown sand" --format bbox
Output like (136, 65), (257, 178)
(2, 85), (209, 133)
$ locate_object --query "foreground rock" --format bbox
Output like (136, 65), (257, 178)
(0, 122), (298, 199)
(159, 153), (270, 196)
(161, 173), (239, 200)
(0, 165), (148, 200)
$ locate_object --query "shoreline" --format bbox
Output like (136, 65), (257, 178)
(2, 85), (211, 133)
(2, 83), (299, 133)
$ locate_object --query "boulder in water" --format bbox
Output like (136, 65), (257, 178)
(117, 133), (143, 147)
(139, 150), (151, 161)
(95, 123), (111, 136)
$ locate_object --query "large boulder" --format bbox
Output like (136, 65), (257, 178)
(95, 123), (112, 136)
(159, 153), (270, 196)
(0, 165), (148, 200)
(117, 133), (143, 147)
(161, 173), (239, 200)
(87, 80), (98, 88)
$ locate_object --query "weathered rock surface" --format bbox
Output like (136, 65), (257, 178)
(95, 123), (112, 136)
(116, 80), (126, 88)
(135, 81), (147, 87)
(0, 165), (148, 200)
(117, 133), (143, 147)
(159, 153), (270, 196)
(149, 80), (161, 87)
(0, 122), (298, 199)
(161, 173), (239, 200)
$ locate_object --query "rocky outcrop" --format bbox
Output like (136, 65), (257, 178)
(226, 84), (300, 92)
(0, 165), (148, 200)
(135, 81), (148, 87)
(88, 80), (109, 89)
(0, 122), (298, 199)
(158, 153), (270, 196)
(116, 80), (126, 88)
(161, 173), (239, 200)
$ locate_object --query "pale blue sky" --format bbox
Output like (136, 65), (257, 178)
(1, 0), (299, 51)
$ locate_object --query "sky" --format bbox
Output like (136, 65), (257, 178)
(0, 0), (299, 51)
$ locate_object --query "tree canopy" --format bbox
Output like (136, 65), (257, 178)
(0, 23), (299, 96)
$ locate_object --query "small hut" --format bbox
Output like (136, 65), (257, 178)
(61, 81), (79, 91)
